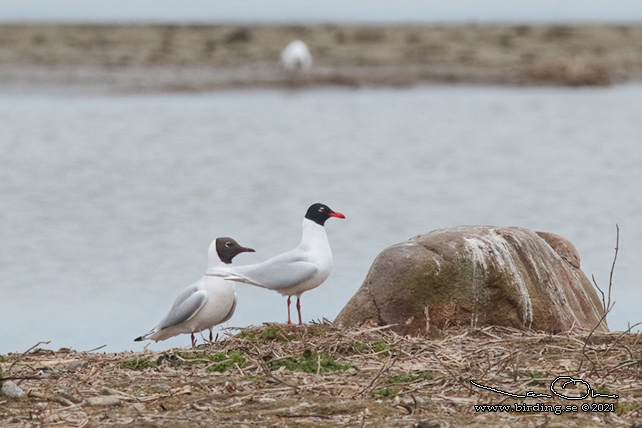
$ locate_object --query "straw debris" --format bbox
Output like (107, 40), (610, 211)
(1, 322), (642, 426)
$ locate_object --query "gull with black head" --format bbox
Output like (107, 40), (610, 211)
(134, 237), (255, 347)
(206, 203), (345, 325)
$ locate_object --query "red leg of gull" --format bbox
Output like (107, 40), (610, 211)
(209, 330), (213, 342)
(296, 296), (302, 325)
(191, 333), (196, 348)
(287, 296), (292, 325)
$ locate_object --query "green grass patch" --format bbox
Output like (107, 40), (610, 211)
(206, 350), (248, 372)
(525, 370), (546, 386)
(616, 401), (642, 416)
(243, 374), (267, 383)
(236, 324), (294, 343)
(121, 357), (157, 370)
(596, 385), (615, 396)
(527, 370), (545, 379)
(155, 349), (249, 372)
(373, 387), (399, 398)
(386, 371), (434, 384)
(157, 351), (208, 366)
(305, 322), (339, 337)
(351, 340), (390, 357)
(268, 349), (354, 374)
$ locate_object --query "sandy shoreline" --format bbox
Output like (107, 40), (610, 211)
(1, 24), (641, 93)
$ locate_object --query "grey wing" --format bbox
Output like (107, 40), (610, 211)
(231, 256), (318, 290)
(219, 296), (237, 324)
(157, 287), (208, 330)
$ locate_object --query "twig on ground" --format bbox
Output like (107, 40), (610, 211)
(592, 274), (606, 312)
(258, 361), (300, 392)
(577, 224), (621, 373)
(355, 354), (397, 398)
(83, 344), (106, 353)
(607, 224), (620, 313)
(6, 340), (52, 375)
(576, 307), (613, 375)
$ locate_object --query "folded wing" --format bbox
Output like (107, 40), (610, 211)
(214, 251), (318, 290)
(157, 287), (208, 330)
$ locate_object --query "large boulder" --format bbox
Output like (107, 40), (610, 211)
(335, 226), (608, 335)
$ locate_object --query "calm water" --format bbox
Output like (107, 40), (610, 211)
(1, 84), (641, 354)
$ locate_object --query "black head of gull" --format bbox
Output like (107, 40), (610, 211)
(305, 203), (346, 226)
(216, 237), (255, 264)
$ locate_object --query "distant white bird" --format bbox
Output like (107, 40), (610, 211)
(280, 40), (312, 72)
(134, 237), (255, 347)
(206, 203), (345, 325)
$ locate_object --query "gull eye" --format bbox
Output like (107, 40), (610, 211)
(225, 242), (232, 248)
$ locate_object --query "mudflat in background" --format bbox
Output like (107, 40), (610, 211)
(1, 24), (641, 92)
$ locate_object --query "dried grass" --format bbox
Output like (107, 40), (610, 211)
(2, 322), (642, 427)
